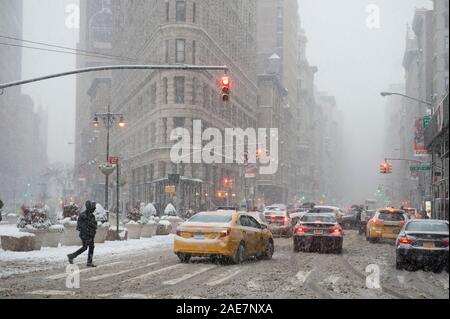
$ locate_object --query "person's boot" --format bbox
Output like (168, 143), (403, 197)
(86, 263), (97, 267)
(67, 254), (74, 264)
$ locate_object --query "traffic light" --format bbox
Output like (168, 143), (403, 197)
(379, 161), (392, 174)
(220, 76), (231, 102)
(223, 178), (233, 187)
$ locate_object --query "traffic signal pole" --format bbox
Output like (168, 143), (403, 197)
(0, 64), (229, 92)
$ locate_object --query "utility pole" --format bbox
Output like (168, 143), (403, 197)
(93, 105), (125, 216)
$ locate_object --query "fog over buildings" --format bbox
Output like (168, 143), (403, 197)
(0, 0), (438, 206)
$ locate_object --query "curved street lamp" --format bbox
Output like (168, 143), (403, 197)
(380, 92), (432, 107)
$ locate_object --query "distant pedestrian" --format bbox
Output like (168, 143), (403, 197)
(0, 199), (3, 222)
(67, 200), (98, 267)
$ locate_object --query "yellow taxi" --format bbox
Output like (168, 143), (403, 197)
(366, 208), (408, 243)
(174, 210), (274, 264)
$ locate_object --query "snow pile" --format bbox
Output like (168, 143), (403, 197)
(158, 220), (171, 226)
(0, 225), (35, 239)
(0, 222), (174, 278)
(48, 225), (65, 233)
(17, 205), (53, 231)
(143, 203), (157, 217)
(58, 218), (77, 226)
(94, 203), (109, 223)
(62, 203), (80, 220)
(164, 203), (177, 216)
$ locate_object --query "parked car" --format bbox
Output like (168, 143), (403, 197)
(293, 213), (343, 254)
(366, 208), (408, 243)
(174, 211), (274, 264)
(396, 219), (449, 273)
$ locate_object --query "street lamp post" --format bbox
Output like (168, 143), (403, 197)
(92, 104), (126, 215)
(380, 92), (432, 107)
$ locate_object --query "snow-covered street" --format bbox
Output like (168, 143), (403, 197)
(0, 228), (448, 299)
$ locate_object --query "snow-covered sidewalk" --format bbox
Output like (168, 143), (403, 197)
(0, 224), (174, 278)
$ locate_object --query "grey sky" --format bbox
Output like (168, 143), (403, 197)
(298, 0), (432, 203)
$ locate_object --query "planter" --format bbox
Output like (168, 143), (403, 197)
(161, 217), (184, 234)
(140, 222), (157, 238)
(1, 233), (35, 252)
(20, 229), (47, 251)
(43, 231), (63, 248)
(95, 225), (109, 243)
(106, 227), (128, 241)
(156, 221), (172, 236)
(125, 223), (143, 239)
(61, 224), (82, 246)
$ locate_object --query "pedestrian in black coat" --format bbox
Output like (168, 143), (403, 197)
(67, 200), (98, 267)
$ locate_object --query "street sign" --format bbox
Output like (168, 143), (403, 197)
(422, 116), (432, 129)
(109, 156), (119, 165)
(410, 164), (431, 172)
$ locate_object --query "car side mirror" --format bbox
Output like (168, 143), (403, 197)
(261, 224), (268, 230)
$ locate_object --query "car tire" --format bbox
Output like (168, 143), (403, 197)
(369, 237), (378, 244)
(432, 264), (443, 274)
(396, 258), (403, 270)
(293, 242), (300, 253)
(177, 253), (191, 263)
(335, 245), (343, 255)
(445, 263), (449, 273)
(231, 242), (245, 264)
(262, 240), (274, 260)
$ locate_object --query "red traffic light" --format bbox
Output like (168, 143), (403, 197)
(221, 76), (231, 102)
(221, 76), (231, 88)
(380, 161), (392, 174)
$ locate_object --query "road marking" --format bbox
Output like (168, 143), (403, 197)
(88, 262), (159, 282)
(296, 270), (312, 286)
(28, 290), (77, 296)
(124, 264), (184, 283)
(46, 261), (125, 280)
(206, 267), (245, 286)
(163, 265), (217, 285)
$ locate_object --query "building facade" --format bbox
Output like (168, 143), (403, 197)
(105, 0), (259, 214)
(0, 0), (48, 210)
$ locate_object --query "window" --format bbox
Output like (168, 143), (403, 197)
(176, 39), (185, 63)
(165, 1), (170, 22)
(192, 77), (197, 104)
(162, 78), (168, 104)
(165, 40), (170, 63)
(193, 2), (197, 23)
(176, 1), (186, 22)
(192, 40), (196, 64)
(174, 76), (185, 104)
(150, 83), (157, 104)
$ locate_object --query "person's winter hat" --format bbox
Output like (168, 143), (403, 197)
(85, 200), (94, 211)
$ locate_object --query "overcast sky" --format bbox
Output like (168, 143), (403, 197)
(298, 0), (432, 202)
(22, 0), (79, 165)
(19, 0), (432, 203)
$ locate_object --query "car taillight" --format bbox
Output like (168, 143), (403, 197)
(295, 226), (308, 234)
(398, 236), (413, 245)
(442, 238), (449, 247)
(372, 218), (383, 225)
(329, 226), (342, 234)
(219, 229), (231, 238)
(284, 216), (290, 224)
(176, 230), (182, 236)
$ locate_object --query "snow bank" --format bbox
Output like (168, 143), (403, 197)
(0, 225), (35, 239)
(0, 223), (174, 278)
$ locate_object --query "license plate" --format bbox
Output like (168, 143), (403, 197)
(392, 229), (400, 234)
(314, 230), (324, 235)
(193, 233), (206, 239)
(423, 242), (435, 248)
